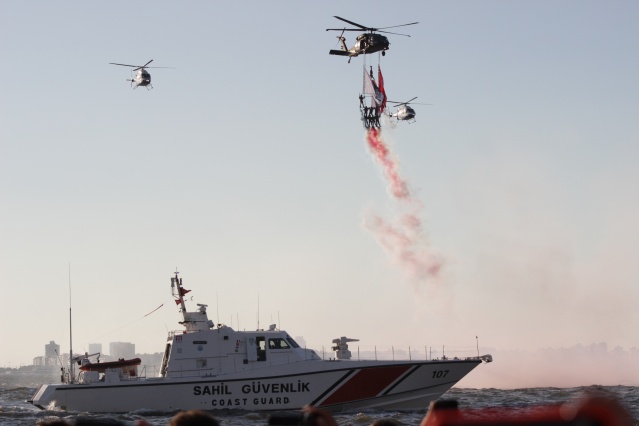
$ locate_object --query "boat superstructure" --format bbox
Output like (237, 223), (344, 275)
(30, 272), (492, 413)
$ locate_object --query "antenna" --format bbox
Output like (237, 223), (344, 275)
(476, 336), (479, 357)
(54, 349), (63, 367)
(216, 292), (220, 327)
(54, 349), (65, 383)
(68, 262), (74, 384)
(257, 294), (260, 330)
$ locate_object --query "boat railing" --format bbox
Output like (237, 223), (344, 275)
(308, 344), (486, 361)
(137, 364), (162, 379)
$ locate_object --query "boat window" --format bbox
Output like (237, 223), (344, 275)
(268, 338), (291, 350)
(285, 336), (300, 348)
(256, 336), (266, 361)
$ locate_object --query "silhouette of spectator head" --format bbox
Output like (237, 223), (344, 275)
(169, 410), (220, 426)
(371, 420), (399, 426)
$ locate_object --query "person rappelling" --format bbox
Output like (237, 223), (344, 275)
(363, 106), (370, 128)
(361, 64), (386, 129)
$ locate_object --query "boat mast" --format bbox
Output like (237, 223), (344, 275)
(172, 271), (188, 323)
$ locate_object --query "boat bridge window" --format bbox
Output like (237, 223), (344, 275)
(268, 338), (291, 350)
(285, 336), (300, 348)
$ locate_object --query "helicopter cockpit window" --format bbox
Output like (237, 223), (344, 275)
(268, 338), (291, 350)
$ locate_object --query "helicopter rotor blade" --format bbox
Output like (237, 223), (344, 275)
(326, 28), (362, 32)
(387, 97), (424, 106)
(389, 102), (432, 106)
(377, 21), (419, 30)
(377, 30), (412, 37)
(109, 62), (139, 68)
(332, 16), (372, 31)
(133, 59), (154, 71)
(332, 29), (346, 48)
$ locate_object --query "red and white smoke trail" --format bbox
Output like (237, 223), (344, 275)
(366, 128), (409, 200)
(364, 128), (444, 285)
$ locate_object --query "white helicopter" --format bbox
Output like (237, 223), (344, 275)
(387, 97), (430, 122)
(109, 59), (172, 89)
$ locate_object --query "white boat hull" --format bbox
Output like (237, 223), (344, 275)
(31, 359), (482, 413)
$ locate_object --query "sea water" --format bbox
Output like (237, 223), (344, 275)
(1, 374), (637, 426)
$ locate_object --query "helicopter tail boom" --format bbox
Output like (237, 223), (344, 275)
(329, 49), (355, 57)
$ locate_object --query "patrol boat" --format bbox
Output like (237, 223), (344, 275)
(30, 272), (492, 413)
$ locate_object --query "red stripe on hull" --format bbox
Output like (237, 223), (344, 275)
(321, 365), (412, 406)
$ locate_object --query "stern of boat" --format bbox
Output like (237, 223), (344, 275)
(29, 384), (61, 411)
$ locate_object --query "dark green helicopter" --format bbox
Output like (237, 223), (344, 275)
(327, 16), (418, 63)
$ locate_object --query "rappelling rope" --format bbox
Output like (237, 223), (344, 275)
(144, 303), (164, 317)
(83, 298), (172, 346)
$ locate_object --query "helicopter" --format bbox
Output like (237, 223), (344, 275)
(387, 97), (431, 123)
(109, 59), (172, 89)
(326, 16), (418, 63)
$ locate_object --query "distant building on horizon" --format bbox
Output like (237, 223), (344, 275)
(88, 343), (102, 355)
(33, 340), (61, 369)
(44, 341), (60, 366)
(109, 342), (135, 360)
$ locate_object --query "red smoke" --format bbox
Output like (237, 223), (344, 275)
(366, 128), (409, 200)
(365, 212), (443, 282)
(364, 128), (444, 283)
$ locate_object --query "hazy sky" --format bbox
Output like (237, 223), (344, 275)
(1, 1), (638, 387)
